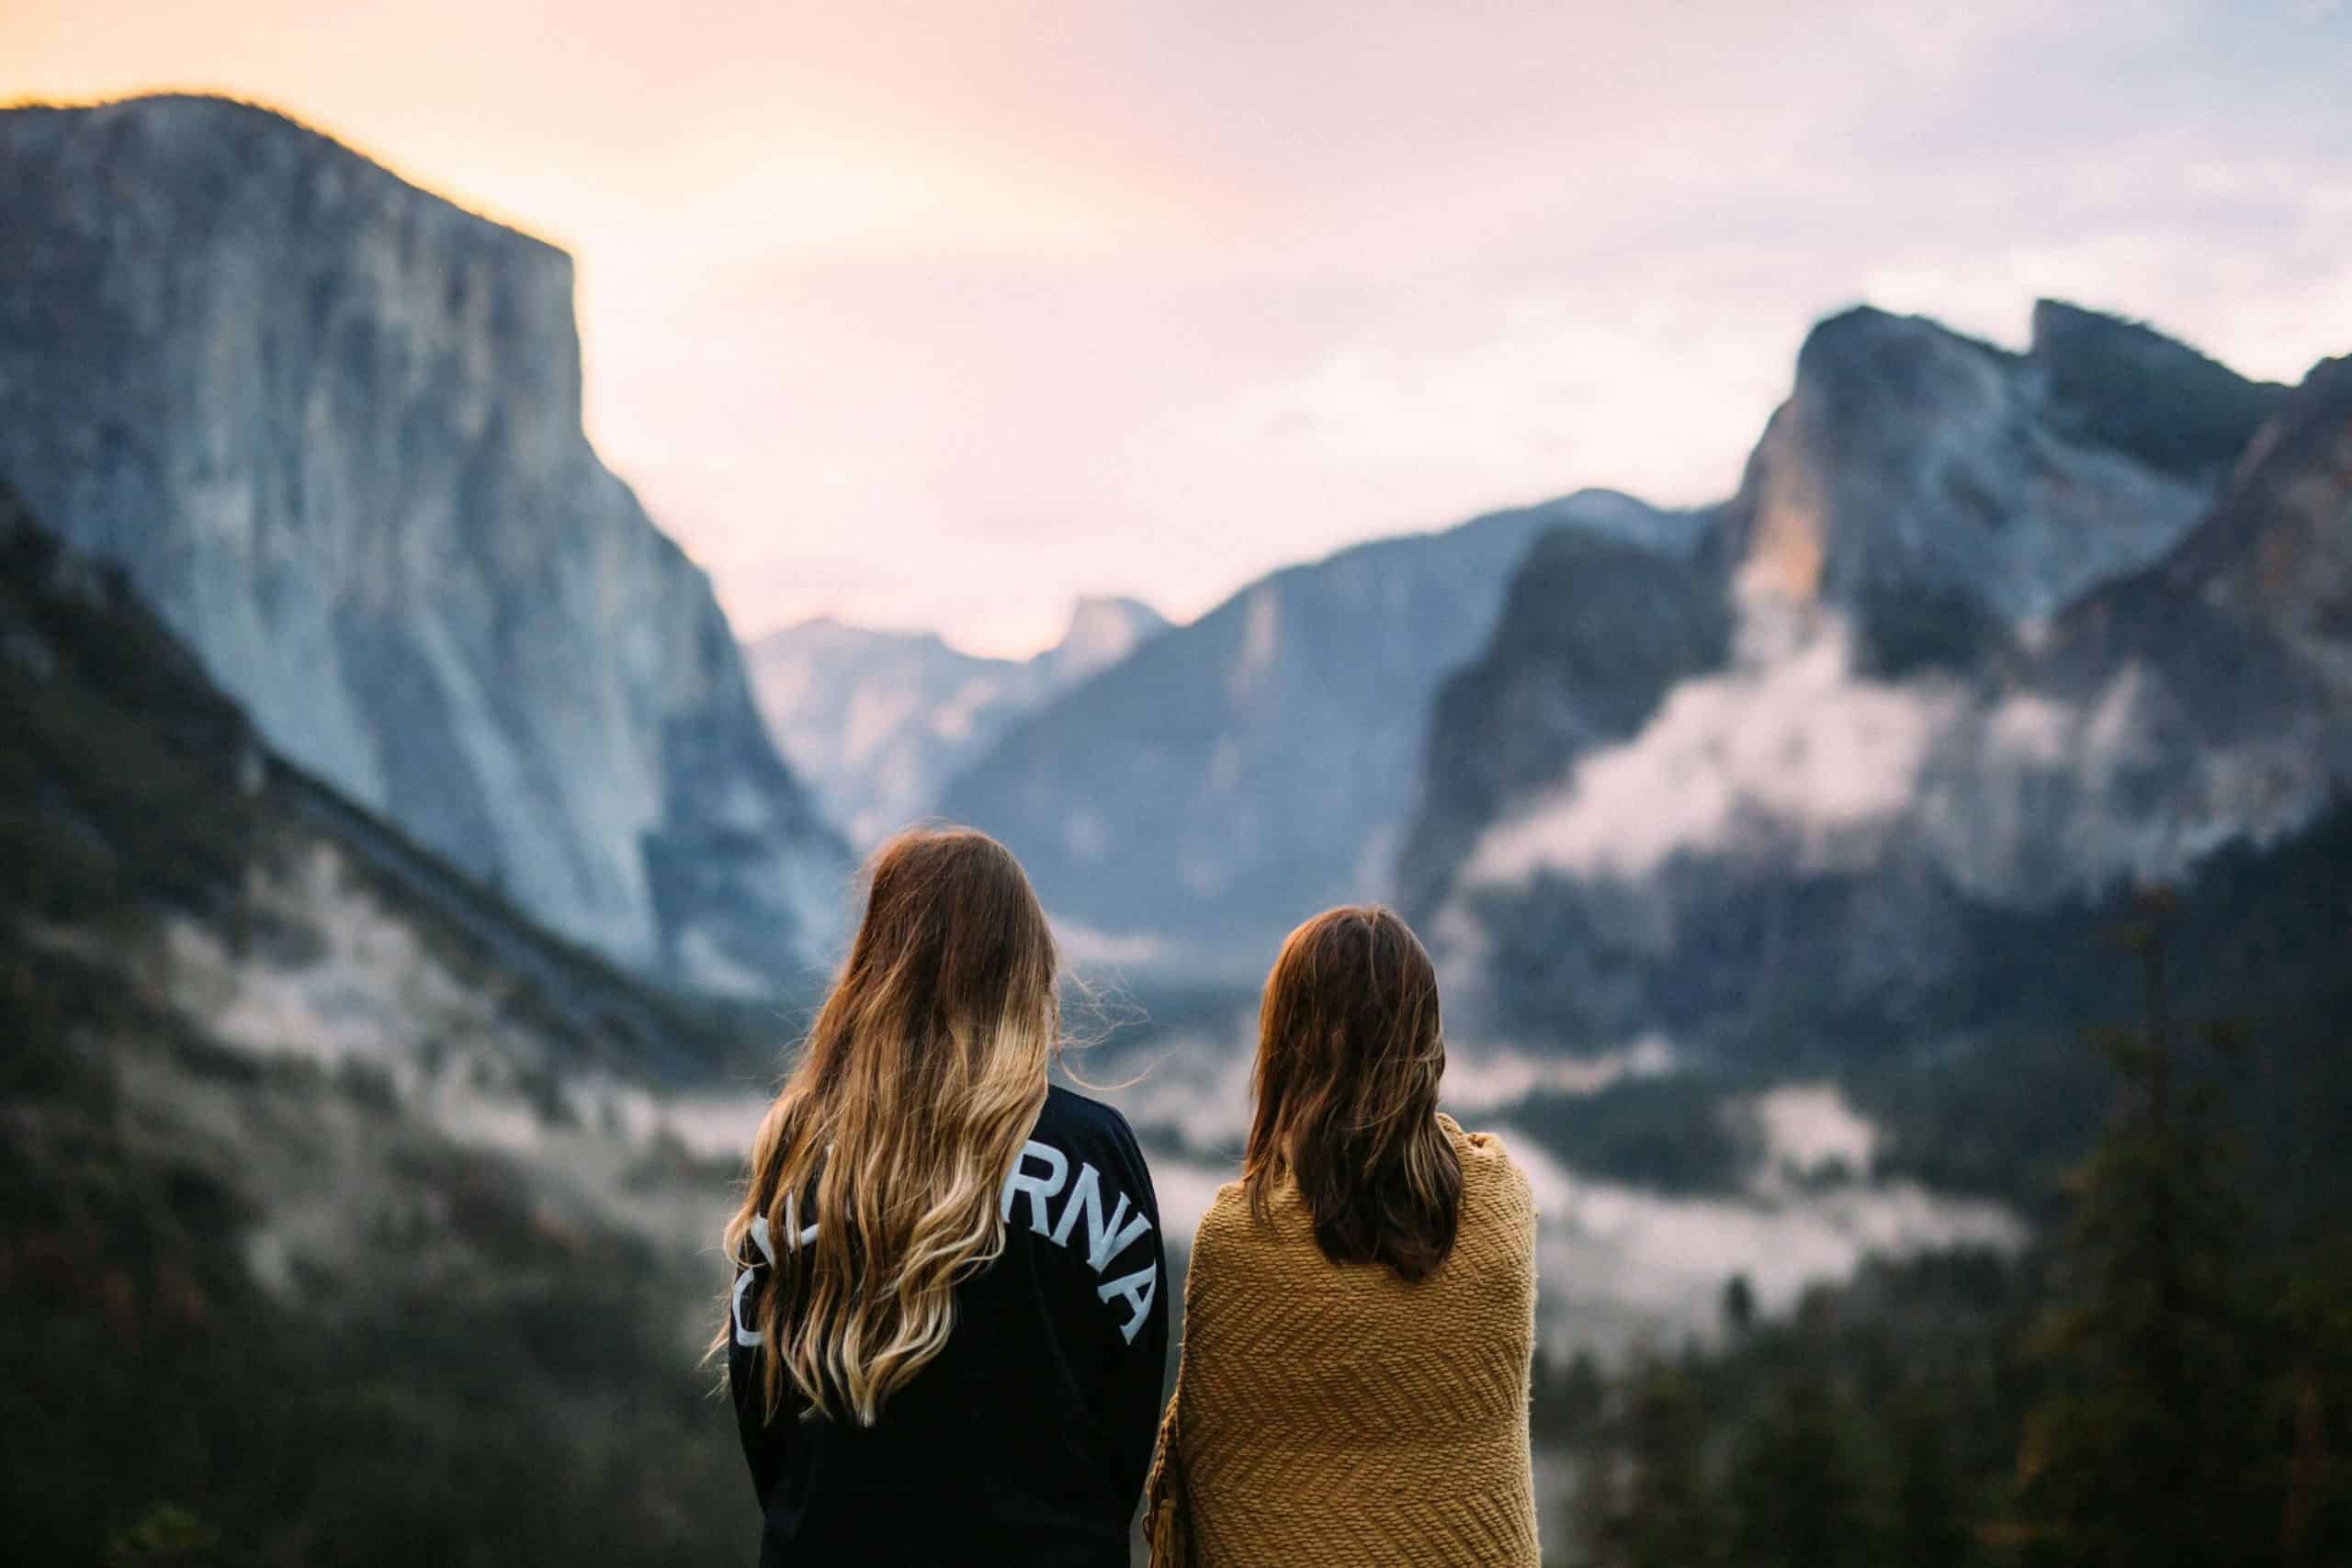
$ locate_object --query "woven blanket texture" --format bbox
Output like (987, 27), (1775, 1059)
(1145, 1114), (1540, 1567)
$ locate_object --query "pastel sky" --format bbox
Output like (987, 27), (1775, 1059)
(8, 0), (2350, 654)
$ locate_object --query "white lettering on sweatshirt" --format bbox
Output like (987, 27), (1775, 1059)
(733, 1137), (1157, 1345)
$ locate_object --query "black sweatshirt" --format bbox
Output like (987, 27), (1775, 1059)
(729, 1086), (1170, 1568)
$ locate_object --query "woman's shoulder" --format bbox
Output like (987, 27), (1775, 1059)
(1039, 1081), (1140, 1148)
(1194, 1179), (1255, 1244)
(1035, 1083), (1158, 1187)
(1191, 1175), (1313, 1268)
(1439, 1115), (1538, 1218)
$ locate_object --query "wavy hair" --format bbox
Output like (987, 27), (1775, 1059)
(719, 827), (1057, 1426)
(1242, 905), (1461, 1281)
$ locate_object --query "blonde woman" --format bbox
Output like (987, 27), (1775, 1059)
(1146, 905), (1539, 1567)
(723, 828), (1168, 1567)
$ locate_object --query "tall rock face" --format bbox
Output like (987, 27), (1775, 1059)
(0, 473), (756, 1078)
(2025, 353), (2352, 861)
(746, 595), (1165, 849)
(1396, 525), (1730, 924)
(1718, 303), (2255, 673)
(936, 489), (1713, 974)
(0, 95), (847, 992)
(2154, 355), (2352, 686)
(1415, 303), (2346, 1061)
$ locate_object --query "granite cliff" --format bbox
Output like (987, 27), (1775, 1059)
(0, 475), (768, 1558)
(0, 95), (847, 991)
(1412, 303), (2343, 1055)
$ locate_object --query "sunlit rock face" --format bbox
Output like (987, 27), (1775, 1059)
(1415, 306), (2346, 1058)
(1718, 302), (2270, 671)
(934, 490), (1713, 976)
(0, 95), (847, 991)
(746, 596), (1165, 850)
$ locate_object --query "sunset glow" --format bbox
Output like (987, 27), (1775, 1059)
(8, 0), (2349, 653)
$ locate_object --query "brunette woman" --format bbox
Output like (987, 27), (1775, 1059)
(722, 828), (1168, 1567)
(1145, 905), (1539, 1567)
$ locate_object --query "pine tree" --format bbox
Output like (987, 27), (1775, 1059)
(1562, 1349), (1606, 1430)
(1724, 1375), (1867, 1568)
(1619, 1363), (1721, 1568)
(1721, 1273), (1757, 1339)
(2272, 1235), (2352, 1565)
(1537, 1345), (1606, 1442)
(1571, 1446), (1628, 1568)
(1568, 1360), (1720, 1568)
(1883, 1391), (1974, 1568)
(2009, 892), (2266, 1568)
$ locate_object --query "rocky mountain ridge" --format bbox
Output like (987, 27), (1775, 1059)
(936, 488), (1714, 973)
(746, 594), (1165, 848)
(1416, 303), (2350, 1057)
(1716, 302), (2266, 660)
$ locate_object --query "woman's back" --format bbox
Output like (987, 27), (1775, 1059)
(720, 829), (1169, 1568)
(1158, 1114), (1538, 1567)
(731, 1085), (1167, 1567)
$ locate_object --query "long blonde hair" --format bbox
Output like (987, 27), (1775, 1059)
(720, 827), (1058, 1426)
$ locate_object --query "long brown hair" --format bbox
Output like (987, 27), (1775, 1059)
(1242, 905), (1462, 1281)
(718, 827), (1058, 1426)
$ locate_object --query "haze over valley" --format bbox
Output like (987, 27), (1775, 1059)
(8, 86), (2348, 1336)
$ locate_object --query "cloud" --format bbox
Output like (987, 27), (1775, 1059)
(1090, 1022), (2024, 1354)
(1737, 1084), (1883, 1179)
(1049, 915), (1168, 970)
(1440, 1036), (1683, 1114)
(1464, 609), (1962, 889)
(1500, 1115), (2025, 1355)
(1451, 575), (2347, 992)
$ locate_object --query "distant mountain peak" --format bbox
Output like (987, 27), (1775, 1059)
(1411, 299), (2351, 1056)
(41, 92), (571, 262)
(1724, 298), (2234, 649)
(1061, 592), (1164, 634)
(933, 491), (1708, 974)
(2030, 297), (2232, 373)
(2029, 298), (2289, 480)
(1798, 303), (2012, 379)
(1039, 595), (1167, 687)
(746, 593), (1167, 850)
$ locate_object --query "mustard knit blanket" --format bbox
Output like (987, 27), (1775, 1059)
(1145, 1115), (1540, 1567)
